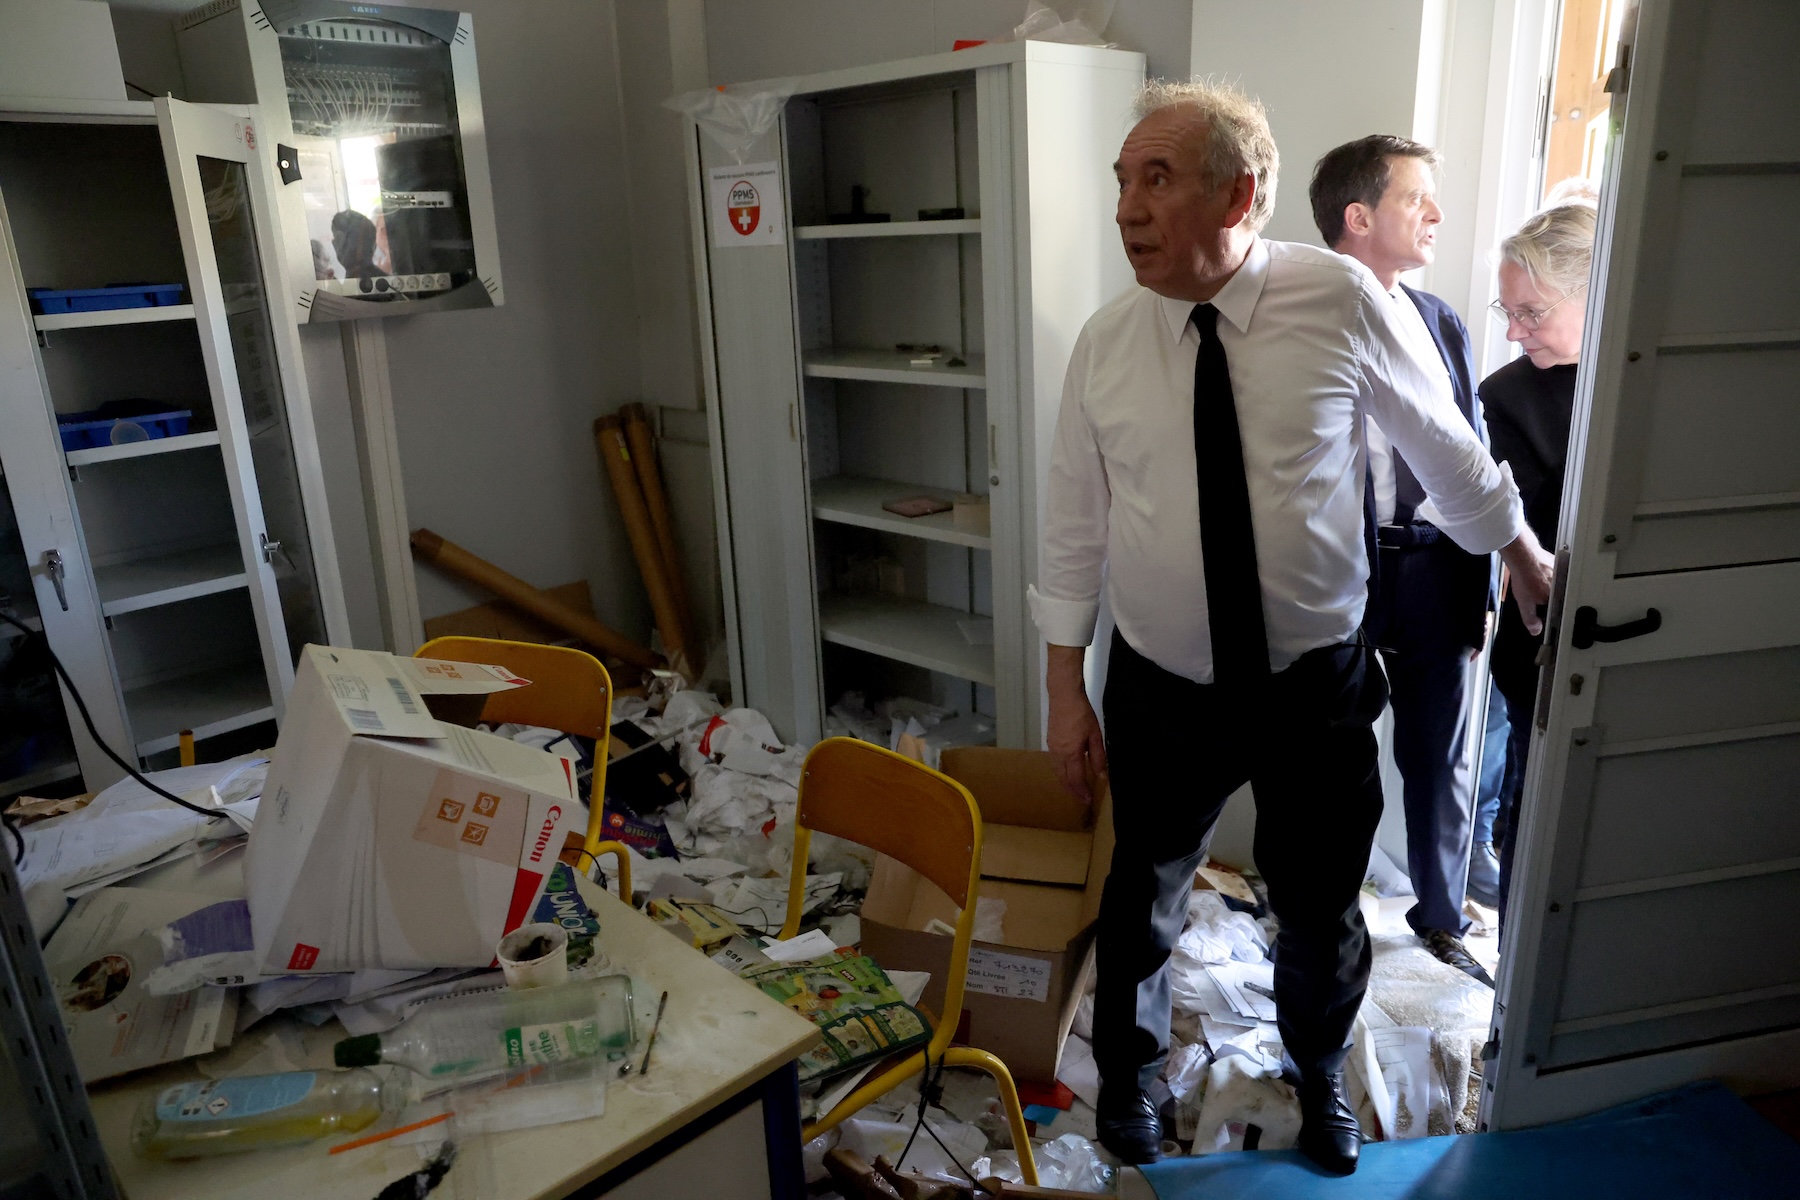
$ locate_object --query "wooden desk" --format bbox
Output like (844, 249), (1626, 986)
(89, 873), (821, 1198)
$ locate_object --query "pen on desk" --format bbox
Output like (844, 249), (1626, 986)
(638, 991), (669, 1077)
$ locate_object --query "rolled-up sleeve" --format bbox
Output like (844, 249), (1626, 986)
(1356, 282), (1525, 554)
(1028, 332), (1109, 647)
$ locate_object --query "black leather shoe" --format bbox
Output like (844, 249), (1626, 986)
(1095, 1086), (1163, 1164)
(1421, 928), (1496, 987)
(1296, 1071), (1362, 1175)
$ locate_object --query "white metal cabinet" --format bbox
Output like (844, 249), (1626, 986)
(0, 95), (348, 793)
(688, 42), (1143, 748)
(1486, 0), (1800, 1127)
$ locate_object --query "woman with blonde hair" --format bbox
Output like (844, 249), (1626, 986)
(1482, 200), (1597, 922)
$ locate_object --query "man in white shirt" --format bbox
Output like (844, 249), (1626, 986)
(1030, 82), (1554, 1173)
(1308, 135), (1498, 986)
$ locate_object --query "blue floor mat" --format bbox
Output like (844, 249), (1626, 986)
(1140, 1083), (1800, 1199)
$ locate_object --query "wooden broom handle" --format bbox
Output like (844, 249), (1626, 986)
(594, 416), (695, 681)
(619, 403), (695, 657)
(409, 528), (662, 671)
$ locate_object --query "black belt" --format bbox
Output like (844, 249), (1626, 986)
(1376, 521), (1444, 550)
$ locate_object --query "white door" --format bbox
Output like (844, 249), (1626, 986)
(0, 198), (131, 792)
(1486, 0), (1800, 1127)
(155, 97), (350, 715)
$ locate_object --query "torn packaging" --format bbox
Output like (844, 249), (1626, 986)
(247, 646), (579, 974)
(859, 747), (1113, 1084)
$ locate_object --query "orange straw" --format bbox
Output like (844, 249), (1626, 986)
(328, 1111), (452, 1155)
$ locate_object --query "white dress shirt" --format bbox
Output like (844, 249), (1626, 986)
(1028, 237), (1523, 684)
(1367, 283), (1457, 523)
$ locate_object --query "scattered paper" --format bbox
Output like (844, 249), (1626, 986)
(886, 970), (930, 1006)
(761, 928), (841, 964)
(43, 886), (236, 1081)
(1204, 961), (1278, 1022)
(1371, 1025), (1439, 1139)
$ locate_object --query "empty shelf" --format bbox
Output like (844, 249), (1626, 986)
(125, 660), (273, 757)
(818, 593), (995, 686)
(803, 348), (986, 388)
(812, 476), (990, 549)
(795, 219), (982, 239)
(66, 430), (220, 467)
(1, 759), (81, 797)
(94, 544), (249, 618)
(34, 304), (195, 332)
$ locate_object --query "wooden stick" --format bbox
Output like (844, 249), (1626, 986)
(409, 528), (661, 671)
(593, 416), (695, 682)
(618, 403), (695, 662)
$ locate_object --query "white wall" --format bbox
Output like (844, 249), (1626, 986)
(703, 0), (1192, 87)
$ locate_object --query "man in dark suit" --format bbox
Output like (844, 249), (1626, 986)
(1309, 135), (1495, 984)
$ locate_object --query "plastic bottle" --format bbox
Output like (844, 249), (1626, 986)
(130, 1068), (410, 1160)
(334, 976), (636, 1080)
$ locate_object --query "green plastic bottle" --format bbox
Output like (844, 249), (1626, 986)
(131, 1069), (411, 1160)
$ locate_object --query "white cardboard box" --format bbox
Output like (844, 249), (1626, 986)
(247, 645), (580, 974)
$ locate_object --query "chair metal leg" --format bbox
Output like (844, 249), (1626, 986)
(803, 1052), (930, 1141)
(942, 1046), (1039, 1187)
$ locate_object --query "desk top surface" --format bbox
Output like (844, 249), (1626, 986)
(89, 868), (820, 1199)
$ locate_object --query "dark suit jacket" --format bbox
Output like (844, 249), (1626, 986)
(1368, 287), (1494, 653)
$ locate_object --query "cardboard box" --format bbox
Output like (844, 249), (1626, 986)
(247, 645), (580, 974)
(859, 747), (1113, 1085)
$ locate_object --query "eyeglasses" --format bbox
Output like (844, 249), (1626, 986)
(1489, 283), (1586, 331)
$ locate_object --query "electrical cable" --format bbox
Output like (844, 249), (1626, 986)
(3, 809), (21, 866)
(0, 611), (216, 827)
(895, 1053), (999, 1196)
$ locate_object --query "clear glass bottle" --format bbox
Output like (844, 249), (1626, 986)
(131, 1068), (409, 1160)
(334, 976), (636, 1080)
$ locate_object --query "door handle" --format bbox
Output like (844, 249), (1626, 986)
(1570, 605), (1661, 649)
(41, 549), (68, 611)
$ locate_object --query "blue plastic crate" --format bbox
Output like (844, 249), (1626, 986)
(28, 284), (187, 315)
(57, 408), (193, 452)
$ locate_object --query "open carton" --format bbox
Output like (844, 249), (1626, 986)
(247, 645), (580, 974)
(859, 747), (1112, 1084)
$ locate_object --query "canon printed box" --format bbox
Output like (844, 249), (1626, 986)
(246, 645), (579, 973)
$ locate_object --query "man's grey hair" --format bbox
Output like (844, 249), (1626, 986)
(1132, 79), (1279, 233)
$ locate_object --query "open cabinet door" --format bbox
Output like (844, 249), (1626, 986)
(1485, 0), (1800, 1128)
(154, 97), (350, 716)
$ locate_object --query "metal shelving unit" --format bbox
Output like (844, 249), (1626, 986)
(0, 96), (349, 790)
(689, 41), (1143, 747)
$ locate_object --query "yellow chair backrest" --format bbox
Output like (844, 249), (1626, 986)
(414, 636), (616, 871)
(781, 737), (982, 1060)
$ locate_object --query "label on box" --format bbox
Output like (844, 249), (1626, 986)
(412, 771), (529, 867)
(964, 947), (1052, 1003)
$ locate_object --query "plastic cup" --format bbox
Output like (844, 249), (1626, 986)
(497, 923), (569, 989)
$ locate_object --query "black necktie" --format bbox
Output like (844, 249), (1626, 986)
(1192, 304), (1269, 689)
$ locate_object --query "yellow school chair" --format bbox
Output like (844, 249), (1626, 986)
(415, 636), (630, 901)
(780, 736), (1038, 1185)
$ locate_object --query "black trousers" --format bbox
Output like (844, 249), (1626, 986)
(1092, 629), (1388, 1093)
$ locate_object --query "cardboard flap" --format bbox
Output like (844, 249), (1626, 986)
(397, 656), (532, 695)
(982, 824), (1090, 887)
(865, 854), (1090, 955)
(301, 644), (444, 739)
(940, 747), (1091, 832)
